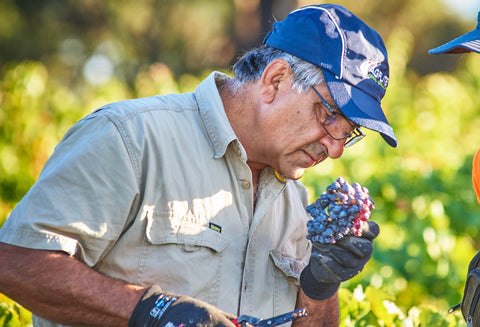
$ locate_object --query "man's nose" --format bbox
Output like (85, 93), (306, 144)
(320, 135), (345, 159)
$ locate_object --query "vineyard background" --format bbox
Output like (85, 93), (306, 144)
(1, 0), (480, 326)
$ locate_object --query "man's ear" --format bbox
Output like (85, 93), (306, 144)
(260, 59), (292, 104)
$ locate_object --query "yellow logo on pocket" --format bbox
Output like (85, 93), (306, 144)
(208, 222), (223, 233)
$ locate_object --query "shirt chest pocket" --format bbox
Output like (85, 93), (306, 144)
(140, 209), (228, 300)
(145, 210), (227, 252)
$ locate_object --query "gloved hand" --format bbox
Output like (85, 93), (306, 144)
(300, 221), (380, 300)
(129, 285), (237, 327)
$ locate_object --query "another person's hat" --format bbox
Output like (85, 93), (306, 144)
(429, 11), (480, 54)
(263, 4), (397, 147)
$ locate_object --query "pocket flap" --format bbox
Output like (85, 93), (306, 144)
(146, 210), (227, 253)
(270, 249), (308, 281)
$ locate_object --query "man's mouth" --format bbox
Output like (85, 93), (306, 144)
(302, 144), (328, 166)
(302, 150), (327, 167)
(303, 151), (316, 165)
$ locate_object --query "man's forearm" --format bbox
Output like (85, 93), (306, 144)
(293, 288), (339, 327)
(0, 242), (145, 327)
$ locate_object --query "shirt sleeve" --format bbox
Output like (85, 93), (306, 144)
(0, 110), (140, 267)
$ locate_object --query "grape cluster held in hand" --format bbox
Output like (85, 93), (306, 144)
(306, 177), (374, 244)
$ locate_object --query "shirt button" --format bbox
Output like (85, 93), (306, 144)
(241, 180), (251, 189)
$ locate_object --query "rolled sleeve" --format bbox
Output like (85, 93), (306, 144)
(0, 111), (140, 267)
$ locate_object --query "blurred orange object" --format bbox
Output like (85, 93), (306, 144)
(473, 149), (480, 204)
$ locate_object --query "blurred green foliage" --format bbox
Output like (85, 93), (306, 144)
(1, 0), (480, 326)
(0, 295), (30, 327)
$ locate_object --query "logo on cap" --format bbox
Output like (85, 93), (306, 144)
(360, 61), (388, 90)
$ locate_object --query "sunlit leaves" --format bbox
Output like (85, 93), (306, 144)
(0, 294), (31, 327)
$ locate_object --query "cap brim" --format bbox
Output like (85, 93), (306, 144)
(428, 29), (480, 54)
(322, 69), (398, 147)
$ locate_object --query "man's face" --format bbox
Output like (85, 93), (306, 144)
(255, 83), (354, 180)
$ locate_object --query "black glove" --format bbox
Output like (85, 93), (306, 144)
(129, 285), (237, 327)
(300, 221), (380, 300)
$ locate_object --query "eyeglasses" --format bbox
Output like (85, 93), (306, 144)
(311, 86), (365, 148)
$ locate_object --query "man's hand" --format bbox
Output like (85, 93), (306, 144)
(128, 285), (237, 327)
(300, 221), (380, 300)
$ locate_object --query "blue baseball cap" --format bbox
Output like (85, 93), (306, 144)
(263, 4), (397, 147)
(429, 12), (480, 54)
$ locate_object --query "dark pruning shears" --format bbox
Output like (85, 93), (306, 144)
(231, 308), (307, 327)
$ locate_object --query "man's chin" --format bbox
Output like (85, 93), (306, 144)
(280, 168), (306, 181)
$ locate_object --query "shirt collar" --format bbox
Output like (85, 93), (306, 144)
(195, 72), (240, 159)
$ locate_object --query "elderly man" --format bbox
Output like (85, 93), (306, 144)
(0, 4), (396, 326)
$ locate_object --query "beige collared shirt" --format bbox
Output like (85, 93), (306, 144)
(0, 72), (312, 326)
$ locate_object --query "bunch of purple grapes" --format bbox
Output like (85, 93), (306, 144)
(306, 177), (374, 244)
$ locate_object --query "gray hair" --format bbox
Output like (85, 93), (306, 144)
(232, 46), (324, 93)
